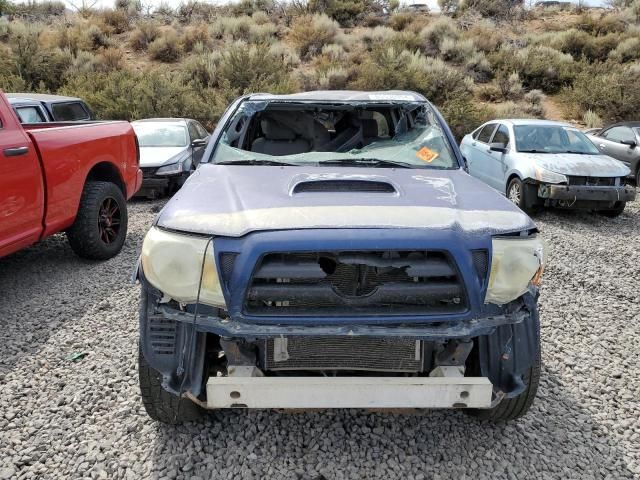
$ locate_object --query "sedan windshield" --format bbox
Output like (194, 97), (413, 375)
(133, 124), (188, 147)
(514, 125), (599, 154)
(210, 101), (459, 169)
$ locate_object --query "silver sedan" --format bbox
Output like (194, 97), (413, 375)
(460, 119), (636, 216)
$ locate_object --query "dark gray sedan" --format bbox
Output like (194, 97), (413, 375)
(132, 118), (210, 198)
(586, 122), (640, 186)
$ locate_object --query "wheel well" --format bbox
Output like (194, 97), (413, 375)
(506, 173), (521, 195)
(86, 162), (125, 194)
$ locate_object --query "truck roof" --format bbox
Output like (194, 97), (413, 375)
(247, 90), (427, 103)
(6, 93), (84, 103)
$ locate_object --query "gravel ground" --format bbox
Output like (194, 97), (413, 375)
(1, 199), (639, 480)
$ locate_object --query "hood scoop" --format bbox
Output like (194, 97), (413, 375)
(292, 179), (397, 194)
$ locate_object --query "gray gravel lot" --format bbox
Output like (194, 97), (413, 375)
(1, 199), (639, 480)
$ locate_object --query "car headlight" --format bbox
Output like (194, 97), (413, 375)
(140, 227), (225, 307)
(534, 165), (567, 184)
(156, 162), (183, 175)
(485, 236), (546, 305)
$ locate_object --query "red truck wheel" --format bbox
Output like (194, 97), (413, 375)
(67, 181), (128, 260)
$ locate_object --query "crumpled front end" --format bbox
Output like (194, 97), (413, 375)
(137, 225), (543, 409)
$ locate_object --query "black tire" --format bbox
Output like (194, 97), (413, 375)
(138, 344), (204, 424)
(67, 181), (128, 260)
(598, 202), (626, 218)
(506, 177), (534, 213)
(467, 344), (541, 422)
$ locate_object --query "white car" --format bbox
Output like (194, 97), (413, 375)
(460, 119), (635, 216)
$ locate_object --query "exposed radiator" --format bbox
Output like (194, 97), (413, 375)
(263, 336), (423, 372)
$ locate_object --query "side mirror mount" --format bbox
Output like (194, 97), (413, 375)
(461, 155), (469, 173)
(489, 142), (507, 153)
(621, 139), (637, 148)
(191, 138), (207, 148)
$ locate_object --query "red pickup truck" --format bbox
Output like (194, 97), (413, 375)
(0, 92), (142, 260)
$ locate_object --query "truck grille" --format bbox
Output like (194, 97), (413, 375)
(264, 336), (422, 372)
(245, 250), (467, 316)
(567, 176), (616, 187)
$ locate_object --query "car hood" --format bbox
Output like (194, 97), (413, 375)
(139, 147), (189, 168)
(157, 165), (535, 237)
(521, 152), (630, 177)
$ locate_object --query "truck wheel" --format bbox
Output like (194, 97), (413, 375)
(507, 177), (534, 213)
(467, 345), (541, 422)
(139, 344), (204, 424)
(598, 202), (626, 218)
(67, 181), (128, 260)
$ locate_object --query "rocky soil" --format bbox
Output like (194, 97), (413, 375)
(0, 199), (638, 479)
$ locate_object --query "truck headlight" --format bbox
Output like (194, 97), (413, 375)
(156, 162), (183, 175)
(534, 165), (567, 184)
(140, 227), (226, 307)
(485, 236), (546, 305)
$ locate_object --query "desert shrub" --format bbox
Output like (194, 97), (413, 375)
(439, 37), (476, 64)
(148, 30), (182, 62)
(349, 47), (473, 107)
(251, 10), (271, 24)
(268, 42), (301, 66)
(288, 14), (339, 58)
(182, 23), (210, 51)
(564, 62), (640, 122)
(95, 47), (124, 71)
(248, 22), (279, 43)
(441, 97), (494, 141)
(86, 24), (111, 49)
(349, 26), (396, 50)
(317, 66), (349, 89)
(523, 89), (546, 118)
(465, 51), (492, 82)
(230, 0), (275, 16)
(176, 0), (219, 23)
(214, 42), (297, 93)
(476, 82), (501, 101)
(575, 12), (628, 35)
(309, 0), (365, 27)
(492, 45), (576, 94)
(462, 0), (522, 19)
(582, 109), (603, 128)
(608, 37), (640, 63)
(466, 20), (503, 53)
(419, 17), (459, 56)
(388, 12), (414, 31)
(494, 101), (535, 119)
(210, 16), (254, 41)
(100, 9), (129, 34)
(129, 22), (160, 51)
(11, 0), (65, 17)
(182, 51), (219, 88)
(115, 0), (142, 15)
(64, 49), (98, 76)
(497, 72), (523, 101)
(535, 29), (621, 63)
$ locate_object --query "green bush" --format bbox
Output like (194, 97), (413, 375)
(440, 96), (494, 141)
(182, 23), (210, 52)
(608, 37), (640, 63)
(129, 22), (160, 51)
(563, 62), (640, 123)
(148, 30), (182, 62)
(419, 17), (459, 56)
(288, 14), (339, 58)
(582, 109), (603, 128)
(388, 12), (413, 31)
(100, 9), (130, 34)
(494, 101), (535, 119)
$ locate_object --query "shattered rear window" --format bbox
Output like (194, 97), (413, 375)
(210, 100), (459, 169)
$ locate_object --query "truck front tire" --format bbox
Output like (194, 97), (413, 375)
(138, 344), (204, 424)
(466, 343), (541, 422)
(67, 181), (128, 260)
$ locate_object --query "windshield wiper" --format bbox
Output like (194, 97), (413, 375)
(318, 158), (415, 169)
(216, 159), (300, 166)
(518, 149), (547, 153)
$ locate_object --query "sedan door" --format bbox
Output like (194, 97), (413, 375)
(592, 126), (637, 168)
(462, 122), (497, 187)
(485, 123), (512, 192)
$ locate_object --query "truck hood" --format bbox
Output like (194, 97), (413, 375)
(521, 152), (630, 177)
(157, 165), (535, 237)
(139, 146), (189, 168)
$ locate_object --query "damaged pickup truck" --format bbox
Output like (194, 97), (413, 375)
(135, 91), (546, 424)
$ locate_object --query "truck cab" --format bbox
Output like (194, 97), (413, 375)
(7, 93), (95, 123)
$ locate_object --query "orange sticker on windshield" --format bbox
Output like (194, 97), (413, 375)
(416, 147), (438, 163)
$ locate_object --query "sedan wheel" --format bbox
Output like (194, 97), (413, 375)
(508, 181), (522, 205)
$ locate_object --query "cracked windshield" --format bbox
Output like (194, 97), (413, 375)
(211, 102), (458, 169)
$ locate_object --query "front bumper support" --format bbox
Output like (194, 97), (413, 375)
(541, 184), (636, 202)
(206, 376), (493, 409)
